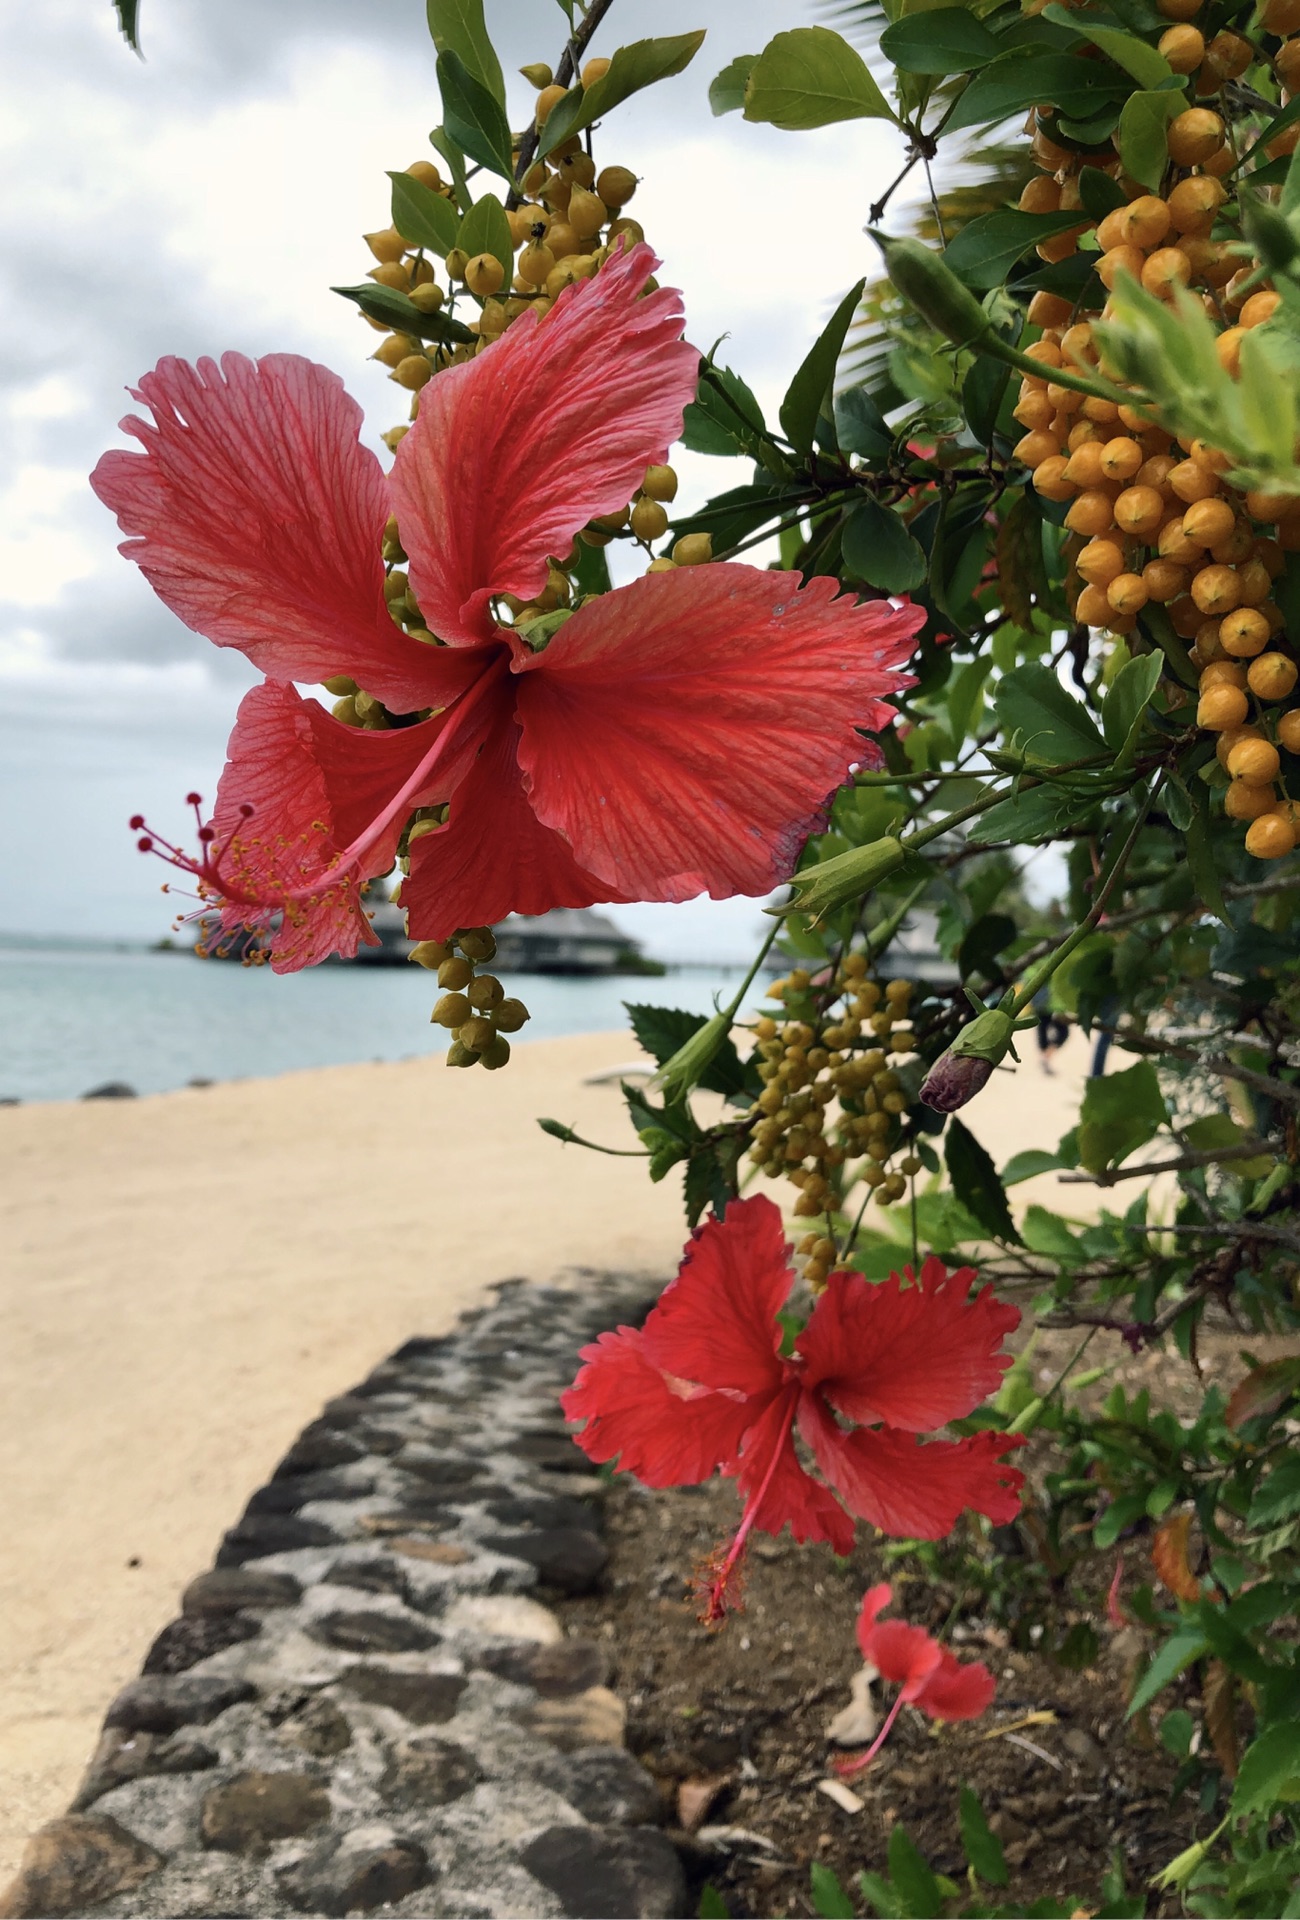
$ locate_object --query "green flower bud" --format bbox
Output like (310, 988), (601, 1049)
(919, 1009), (1015, 1112)
(771, 836), (905, 923)
(650, 1010), (729, 1104)
(868, 232), (994, 351)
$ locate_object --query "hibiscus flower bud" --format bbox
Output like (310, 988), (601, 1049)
(651, 1009), (731, 1103)
(919, 1008), (1015, 1113)
(772, 836), (905, 924)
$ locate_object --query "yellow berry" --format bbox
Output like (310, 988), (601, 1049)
(1245, 812), (1297, 859)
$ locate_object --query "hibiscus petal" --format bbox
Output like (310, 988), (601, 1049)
(392, 244), (697, 647)
(513, 566), (922, 900)
(915, 1648), (996, 1722)
(91, 352), (458, 713)
(561, 1327), (755, 1486)
(734, 1389), (856, 1553)
(639, 1196), (790, 1398)
(208, 681), (478, 973)
(797, 1258), (1020, 1431)
(858, 1616), (944, 1700)
(799, 1397), (1025, 1541)
(398, 700), (631, 939)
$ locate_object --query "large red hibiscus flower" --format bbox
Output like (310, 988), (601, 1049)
(561, 1193), (1023, 1622)
(91, 245), (921, 971)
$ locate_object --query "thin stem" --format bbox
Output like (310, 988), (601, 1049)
(1105, 1027), (1300, 1113)
(1058, 1137), (1273, 1187)
(508, 0), (618, 207)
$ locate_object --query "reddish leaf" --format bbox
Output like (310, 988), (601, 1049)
(1152, 1513), (1202, 1603)
(1204, 1659), (1238, 1780)
(1226, 1356), (1300, 1431)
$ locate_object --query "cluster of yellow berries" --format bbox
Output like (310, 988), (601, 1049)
(1013, 0), (1300, 861)
(413, 927), (530, 1069)
(747, 960), (921, 1289)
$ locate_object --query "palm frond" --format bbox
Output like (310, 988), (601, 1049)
(114, 0), (143, 55)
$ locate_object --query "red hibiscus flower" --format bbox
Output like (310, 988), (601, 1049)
(91, 245), (921, 971)
(560, 1194), (1023, 1623)
(836, 1582), (996, 1775)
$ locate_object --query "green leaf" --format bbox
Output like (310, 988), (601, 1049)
(887, 1824), (942, 1920)
(1247, 1455), (1300, 1529)
(858, 1870), (902, 1919)
(1041, 5), (1173, 85)
(624, 1003), (757, 1102)
(780, 279), (866, 456)
(959, 1786), (1008, 1885)
(114, 0), (143, 55)
(879, 8), (1001, 73)
(1021, 1203), (1087, 1260)
(1002, 1147), (1067, 1185)
(743, 25), (895, 130)
(1184, 788), (1229, 925)
(810, 1862), (856, 1919)
(1128, 1628), (1209, 1716)
(1078, 1059), (1167, 1171)
(697, 1885), (730, 1919)
(1159, 1708), (1195, 1758)
(945, 1115), (1021, 1244)
(426, 0), (504, 105)
(710, 54), (757, 115)
(948, 655), (992, 749)
(968, 783), (1100, 846)
(539, 32), (707, 156)
(683, 365), (770, 460)
(836, 387), (892, 463)
(428, 127), (470, 211)
(944, 211), (1086, 290)
(944, 52), (1127, 134)
(388, 171), (461, 256)
(457, 191), (513, 279)
(1233, 1723), (1300, 1819)
(994, 662), (1106, 767)
(1101, 648), (1163, 768)
(1078, 165), (1128, 219)
(436, 48), (514, 180)
(1116, 88), (1182, 193)
(331, 282), (475, 345)
(842, 496), (928, 594)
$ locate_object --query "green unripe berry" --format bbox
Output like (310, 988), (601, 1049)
(433, 991), (471, 1028)
(438, 956), (473, 990)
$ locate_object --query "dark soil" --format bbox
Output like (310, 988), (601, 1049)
(554, 1323), (1288, 1919)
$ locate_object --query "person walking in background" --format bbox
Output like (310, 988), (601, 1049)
(1034, 986), (1069, 1075)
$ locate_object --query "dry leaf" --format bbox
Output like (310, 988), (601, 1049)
(677, 1773), (731, 1832)
(1152, 1513), (1202, 1603)
(826, 1665), (878, 1747)
(1203, 1659), (1238, 1780)
(817, 1777), (865, 1815)
(1226, 1355), (1300, 1430)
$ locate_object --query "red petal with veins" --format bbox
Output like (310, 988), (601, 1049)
(734, 1387), (855, 1552)
(640, 1196), (790, 1399)
(392, 244), (698, 647)
(513, 567), (922, 900)
(915, 1649), (996, 1722)
(561, 1327), (755, 1487)
(399, 700), (632, 941)
(91, 353), (454, 713)
(799, 1398), (1025, 1540)
(209, 681), (483, 973)
(797, 1257), (1019, 1432)
(856, 1584), (993, 1720)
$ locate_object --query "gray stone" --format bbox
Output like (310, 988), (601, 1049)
(307, 1609), (439, 1654)
(244, 1469), (373, 1514)
(81, 1081), (138, 1100)
(519, 1826), (687, 1919)
(274, 1425), (370, 1476)
(200, 1771), (331, 1853)
(272, 1694), (353, 1758)
(339, 1665), (467, 1723)
(320, 1556), (411, 1601)
(483, 1528), (609, 1594)
(509, 1433), (591, 1473)
(486, 1495), (602, 1533)
(217, 1511), (339, 1564)
(182, 1567), (302, 1616)
(72, 1728), (219, 1810)
(552, 1748), (662, 1828)
(396, 1447), (487, 1487)
(0, 1814), (162, 1917)
(142, 1611), (260, 1675)
(522, 1687), (627, 1753)
(105, 1673), (256, 1736)
(278, 1831), (430, 1915)
(379, 1734), (481, 1809)
(477, 1638), (609, 1698)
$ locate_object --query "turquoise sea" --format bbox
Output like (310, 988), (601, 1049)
(0, 942), (767, 1105)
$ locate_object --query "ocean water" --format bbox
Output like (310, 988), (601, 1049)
(0, 943), (768, 1104)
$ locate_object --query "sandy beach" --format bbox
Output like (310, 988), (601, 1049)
(0, 1022), (1093, 1879)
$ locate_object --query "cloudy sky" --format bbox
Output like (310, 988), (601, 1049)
(1, 0), (909, 962)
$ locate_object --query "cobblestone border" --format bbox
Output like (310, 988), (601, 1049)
(0, 1274), (691, 1920)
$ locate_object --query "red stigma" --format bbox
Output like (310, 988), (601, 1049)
(129, 814), (145, 830)
(185, 791), (202, 806)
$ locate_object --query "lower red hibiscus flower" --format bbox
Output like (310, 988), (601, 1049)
(560, 1194), (1023, 1623)
(835, 1582), (996, 1775)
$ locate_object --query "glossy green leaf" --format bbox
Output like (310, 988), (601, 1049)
(994, 661), (1106, 766)
(780, 279), (865, 455)
(426, 0), (504, 105)
(1079, 1059), (1167, 1171)
(835, 386), (892, 463)
(946, 1116), (1021, 1244)
(886, 1825), (942, 1920)
(682, 365), (769, 460)
(810, 1863), (856, 1919)
(1233, 1723), (1300, 1818)
(1041, 6), (1173, 85)
(1002, 1147), (1068, 1185)
(710, 53), (757, 115)
(1117, 88), (1182, 193)
(697, 1884), (730, 1918)
(743, 26), (895, 130)
(331, 282), (475, 345)
(944, 211), (1087, 290)
(948, 655), (992, 748)
(841, 496), (927, 594)
(428, 127), (469, 211)
(1078, 164), (1128, 219)
(879, 8), (1001, 74)
(388, 171), (461, 256)
(959, 1787), (1009, 1887)
(945, 52), (1127, 133)
(457, 191), (513, 279)
(1101, 648), (1163, 767)
(539, 32), (707, 156)
(1128, 1628), (1208, 1716)
(437, 48), (514, 179)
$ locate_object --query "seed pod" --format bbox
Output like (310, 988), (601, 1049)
(1167, 108), (1225, 167)
(642, 464), (678, 503)
(409, 940), (453, 970)
(481, 1035), (512, 1070)
(519, 61), (554, 88)
(870, 232), (994, 350)
(518, 243), (556, 287)
(464, 252), (505, 298)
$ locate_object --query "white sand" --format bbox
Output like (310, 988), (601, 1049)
(0, 1022), (1092, 1877)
